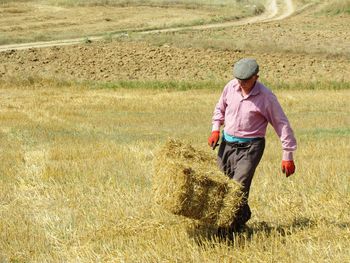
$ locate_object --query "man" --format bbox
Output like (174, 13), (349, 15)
(208, 58), (297, 238)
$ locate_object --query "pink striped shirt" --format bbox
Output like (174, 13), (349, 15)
(212, 79), (297, 160)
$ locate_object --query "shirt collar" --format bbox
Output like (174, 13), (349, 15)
(250, 81), (260, 96)
(233, 79), (261, 96)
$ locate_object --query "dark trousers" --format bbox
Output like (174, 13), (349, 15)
(217, 138), (265, 229)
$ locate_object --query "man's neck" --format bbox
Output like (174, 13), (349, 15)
(241, 81), (256, 97)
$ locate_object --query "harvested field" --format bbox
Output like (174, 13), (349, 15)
(0, 0), (349, 262)
(0, 79), (348, 262)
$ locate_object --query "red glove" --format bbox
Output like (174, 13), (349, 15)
(208, 131), (220, 149)
(281, 160), (295, 177)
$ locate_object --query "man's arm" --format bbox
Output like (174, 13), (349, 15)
(265, 93), (297, 176)
(208, 85), (228, 149)
(212, 90), (227, 131)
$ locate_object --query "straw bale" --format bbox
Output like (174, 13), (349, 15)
(153, 139), (244, 227)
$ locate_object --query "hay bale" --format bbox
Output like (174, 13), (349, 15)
(153, 139), (244, 227)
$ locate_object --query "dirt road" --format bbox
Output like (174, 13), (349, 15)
(0, 0), (296, 52)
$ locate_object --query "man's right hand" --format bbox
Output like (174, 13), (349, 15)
(208, 130), (220, 149)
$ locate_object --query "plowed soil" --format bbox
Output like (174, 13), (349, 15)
(1, 37), (349, 85)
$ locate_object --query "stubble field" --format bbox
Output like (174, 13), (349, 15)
(0, 0), (349, 262)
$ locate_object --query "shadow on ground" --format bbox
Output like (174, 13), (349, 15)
(187, 217), (350, 246)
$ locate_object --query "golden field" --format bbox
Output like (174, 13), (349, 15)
(0, 0), (349, 262)
(0, 79), (349, 262)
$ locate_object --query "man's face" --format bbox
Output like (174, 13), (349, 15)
(237, 74), (259, 91)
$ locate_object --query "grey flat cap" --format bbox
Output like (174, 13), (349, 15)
(233, 58), (259, 80)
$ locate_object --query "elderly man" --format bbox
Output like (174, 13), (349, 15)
(208, 58), (297, 238)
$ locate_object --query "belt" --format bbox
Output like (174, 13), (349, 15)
(225, 137), (263, 148)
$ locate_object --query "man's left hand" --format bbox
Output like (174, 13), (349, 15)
(281, 160), (295, 177)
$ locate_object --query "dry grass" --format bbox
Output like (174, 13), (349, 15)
(0, 79), (349, 262)
(0, 0), (255, 45)
(129, 10), (350, 58)
(0, 1), (349, 261)
(320, 0), (350, 14)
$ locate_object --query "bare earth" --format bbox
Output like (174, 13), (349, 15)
(0, 0), (349, 85)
